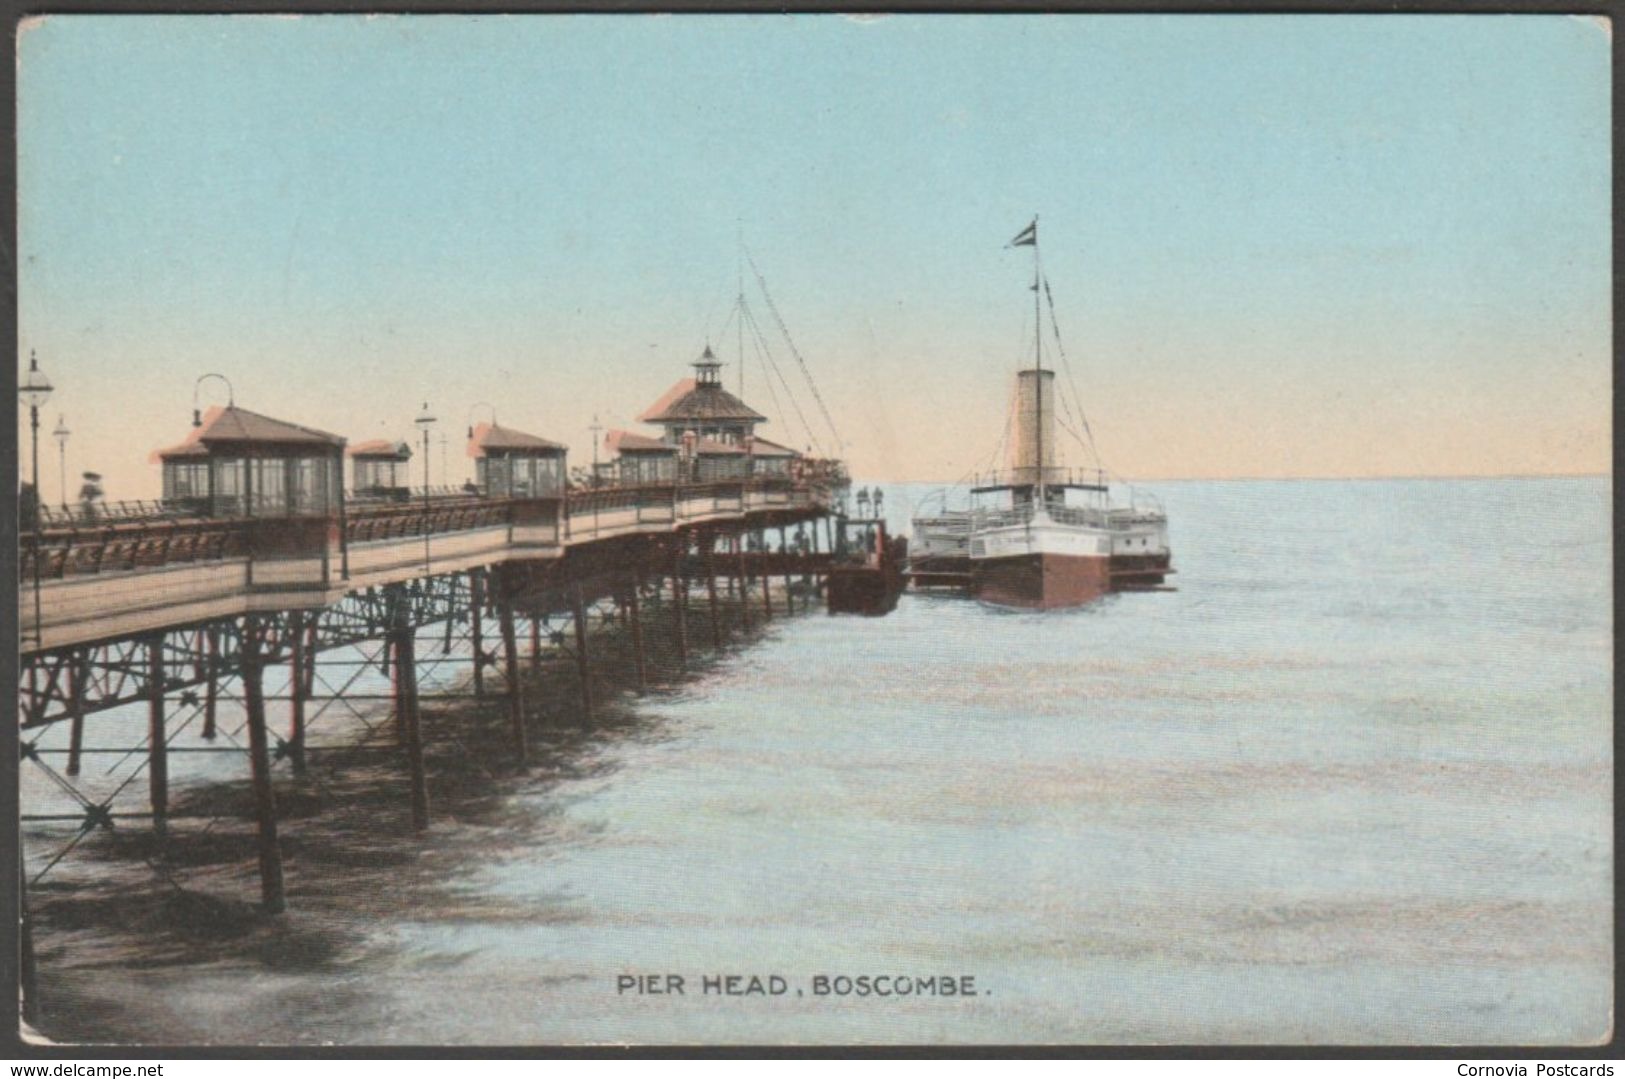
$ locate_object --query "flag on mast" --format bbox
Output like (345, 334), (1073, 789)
(1007, 218), (1038, 248)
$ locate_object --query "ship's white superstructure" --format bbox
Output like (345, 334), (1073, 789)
(907, 217), (1174, 607)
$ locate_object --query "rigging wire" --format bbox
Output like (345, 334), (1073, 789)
(1041, 304), (1089, 463)
(710, 300), (742, 362)
(744, 249), (845, 456)
(742, 300), (823, 456)
(739, 299), (796, 451)
(1042, 275), (1104, 471)
(981, 388), (1018, 482)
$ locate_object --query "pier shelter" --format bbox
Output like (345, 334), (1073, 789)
(469, 423), (568, 499)
(746, 436), (800, 478)
(155, 405), (345, 518)
(690, 436), (750, 483)
(348, 440), (413, 501)
(605, 430), (679, 486)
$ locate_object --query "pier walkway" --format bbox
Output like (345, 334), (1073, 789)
(16, 464), (863, 973)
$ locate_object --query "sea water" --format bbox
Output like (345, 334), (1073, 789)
(22, 477), (1612, 1045)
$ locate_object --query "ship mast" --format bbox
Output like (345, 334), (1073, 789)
(1030, 217), (1044, 508)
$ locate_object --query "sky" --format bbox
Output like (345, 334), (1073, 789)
(16, 14), (1612, 501)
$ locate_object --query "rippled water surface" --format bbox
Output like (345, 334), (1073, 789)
(26, 478), (1612, 1045)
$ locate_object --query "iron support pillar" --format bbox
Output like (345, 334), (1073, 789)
(571, 585), (594, 724)
(392, 594), (429, 831)
(470, 570), (486, 698)
(627, 575), (647, 693)
(672, 543), (689, 669)
(530, 611), (543, 680)
(65, 650), (85, 776)
(706, 542), (722, 648)
(240, 617), (287, 913)
(737, 537), (754, 631)
(761, 539), (774, 620)
(288, 612), (307, 775)
(202, 625), (219, 740)
(146, 636), (168, 838)
(498, 598), (528, 766)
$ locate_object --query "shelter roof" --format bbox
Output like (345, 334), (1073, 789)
(348, 439), (412, 459)
(639, 379), (767, 425)
(748, 437), (800, 458)
(151, 404), (343, 462)
(468, 422), (567, 458)
(606, 429), (677, 455)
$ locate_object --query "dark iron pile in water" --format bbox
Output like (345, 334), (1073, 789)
(27, 585), (781, 1045)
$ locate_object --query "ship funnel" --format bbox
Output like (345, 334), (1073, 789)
(1009, 368), (1058, 486)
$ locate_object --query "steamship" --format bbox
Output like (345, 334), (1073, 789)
(910, 218), (1173, 609)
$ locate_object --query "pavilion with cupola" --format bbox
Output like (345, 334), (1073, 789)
(606, 345), (803, 483)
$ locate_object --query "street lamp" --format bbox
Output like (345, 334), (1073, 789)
(191, 373), (234, 427)
(465, 401), (496, 440)
(465, 402), (496, 494)
(588, 414), (604, 533)
(20, 351), (53, 644)
(415, 402), (436, 571)
(51, 415), (70, 510)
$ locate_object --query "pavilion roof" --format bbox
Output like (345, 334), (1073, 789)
(348, 439), (412, 459)
(638, 378), (767, 425)
(151, 404), (343, 462)
(606, 429), (677, 455)
(468, 422), (567, 458)
(693, 437), (746, 456)
(748, 437), (801, 458)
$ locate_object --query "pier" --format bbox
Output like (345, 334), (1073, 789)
(14, 348), (911, 1024)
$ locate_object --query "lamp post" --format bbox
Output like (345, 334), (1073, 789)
(465, 403), (495, 495)
(465, 402), (496, 440)
(191, 373), (234, 427)
(589, 414), (602, 478)
(415, 402), (436, 572)
(20, 351), (53, 645)
(588, 414), (604, 533)
(51, 415), (69, 509)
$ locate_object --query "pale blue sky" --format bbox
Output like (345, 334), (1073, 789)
(18, 14), (1611, 498)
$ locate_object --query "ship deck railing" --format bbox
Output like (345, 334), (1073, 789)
(969, 503), (1165, 532)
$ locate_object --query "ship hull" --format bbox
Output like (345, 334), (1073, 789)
(971, 551), (1112, 609)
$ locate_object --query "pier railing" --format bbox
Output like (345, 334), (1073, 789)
(36, 499), (204, 527)
(23, 478), (829, 578)
(21, 515), (257, 580)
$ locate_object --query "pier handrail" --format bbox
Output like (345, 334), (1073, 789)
(34, 499), (206, 527)
(21, 515), (256, 581)
(21, 471), (841, 583)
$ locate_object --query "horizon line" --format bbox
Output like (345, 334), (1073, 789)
(860, 470), (1612, 486)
